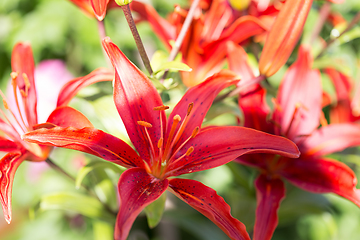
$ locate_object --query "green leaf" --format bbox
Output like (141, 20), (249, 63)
(93, 220), (114, 240)
(38, 192), (115, 221)
(153, 61), (192, 75)
(75, 161), (126, 189)
(94, 179), (118, 212)
(144, 192), (167, 228)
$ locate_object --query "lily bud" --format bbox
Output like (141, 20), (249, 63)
(228, 0), (251, 11)
(114, 0), (132, 6)
(259, 0), (313, 77)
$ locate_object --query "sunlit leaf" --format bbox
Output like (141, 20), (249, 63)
(144, 191), (167, 228)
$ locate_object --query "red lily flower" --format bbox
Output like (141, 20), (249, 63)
(0, 43), (102, 224)
(131, 0), (268, 86)
(23, 38), (299, 240)
(68, 0), (118, 20)
(232, 46), (360, 240)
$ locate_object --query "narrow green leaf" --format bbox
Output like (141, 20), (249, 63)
(39, 192), (115, 221)
(75, 161), (126, 189)
(94, 179), (118, 212)
(153, 61), (192, 75)
(144, 192), (167, 228)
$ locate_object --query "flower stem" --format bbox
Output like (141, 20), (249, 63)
(121, 4), (153, 75)
(162, 0), (200, 80)
(97, 21), (112, 68)
(316, 11), (360, 59)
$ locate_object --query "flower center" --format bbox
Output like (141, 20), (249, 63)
(137, 103), (199, 179)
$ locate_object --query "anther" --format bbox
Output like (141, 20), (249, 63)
(174, 115), (181, 122)
(22, 73), (31, 89)
(154, 105), (169, 111)
(137, 121), (152, 128)
(191, 127), (199, 138)
(185, 146), (194, 156)
(157, 137), (163, 148)
(10, 72), (18, 80)
(2, 99), (9, 110)
(187, 103), (194, 116)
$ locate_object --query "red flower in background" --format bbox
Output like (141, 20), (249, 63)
(0, 43), (101, 224)
(229, 44), (360, 240)
(23, 38), (300, 240)
(131, 0), (268, 86)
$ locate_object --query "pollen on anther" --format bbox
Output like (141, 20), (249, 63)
(174, 115), (181, 122)
(158, 137), (163, 148)
(2, 99), (9, 110)
(10, 72), (18, 80)
(22, 73), (31, 88)
(154, 105), (169, 111)
(191, 127), (199, 138)
(137, 121), (152, 128)
(187, 103), (194, 115)
(186, 146), (194, 156)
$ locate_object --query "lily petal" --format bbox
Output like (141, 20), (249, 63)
(57, 68), (113, 107)
(167, 70), (240, 148)
(46, 106), (94, 128)
(0, 152), (24, 224)
(68, 0), (95, 17)
(11, 42), (38, 127)
(325, 68), (352, 102)
(102, 38), (165, 162)
(273, 46), (322, 140)
(279, 157), (360, 207)
(253, 174), (285, 240)
(259, 0), (313, 77)
(169, 178), (250, 240)
(0, 137), (20, 152)
(23, 127), (143, 168)
(167, 126), (299, 176)
(239, 85), (273, 133)
(115, 168), (168, 240)
(300, 123), (360, 157)
(90, 0), (109, 21)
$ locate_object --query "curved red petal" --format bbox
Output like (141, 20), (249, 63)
(167, 70), (240, 150)
(115, 168), (168, 240)
(0, 137), (20, 152)
(253, 174), (285, 240)
(57, 68), (113, 107)
(90, 0), (109, 21)
(167, 126), (299, 176)
(0, 152), (24, 224)
(239, 85), (273, 133)
(11, 42), (38, 127)
(46, 106), (94, 128)
(23, 127), (142, 168)
(300, 123), (360, 157)
(273, 46), (322, 141)
(280, 157), (360, 207)
(325, 68), (352, 102)
(169, 178), (250, 240)
(102, 38), (165, 162)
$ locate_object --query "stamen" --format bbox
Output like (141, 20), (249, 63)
(137, 121), (152, 128)
(320, 111), (328, 127)
(22, 73), (31, 89)
(157, 137), (163, 149)
(2, 99), (9, 110)
(154, 105), (169, 111)
(185, 146), (194, 156)
(143, 160), (152, 174)
(10, 72), (18, 80)
(191, 126), (199, 138)
(162, 115), (181, 162)
(284, 103), (302, 137)
(187, 102), (194, 116)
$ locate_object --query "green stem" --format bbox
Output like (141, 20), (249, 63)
(121, 4), (153, 75)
